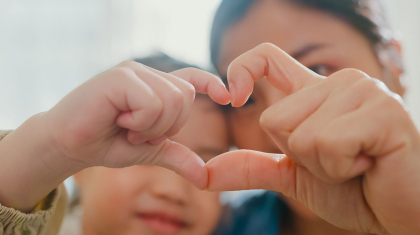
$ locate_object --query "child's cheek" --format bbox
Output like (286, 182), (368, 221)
(193, 192), (222, 235)
(83, 169), (141, 227)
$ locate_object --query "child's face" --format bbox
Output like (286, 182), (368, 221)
(77, 97), (228, 235)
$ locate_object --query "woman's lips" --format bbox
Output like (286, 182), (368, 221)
(138, 212), (189, 234)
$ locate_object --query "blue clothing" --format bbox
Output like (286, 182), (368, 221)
(212, 191), (287, 235)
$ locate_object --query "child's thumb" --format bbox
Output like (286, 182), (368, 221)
(154, 139), (208, 190)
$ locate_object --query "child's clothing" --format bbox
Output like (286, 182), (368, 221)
(212, 191), (287, 235)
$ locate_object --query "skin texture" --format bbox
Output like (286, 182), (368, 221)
(217, 0), (404, 170)
(77, 97), (228, 235)
(207, 43), (420, 234)
(207, 0), (419, 234)
(0, 61), (230, 212)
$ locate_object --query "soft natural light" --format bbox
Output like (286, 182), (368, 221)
(0, 0), (419, 129)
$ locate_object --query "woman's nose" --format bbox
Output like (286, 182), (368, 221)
(149, 167), (191, 206)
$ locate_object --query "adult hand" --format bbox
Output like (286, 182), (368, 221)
(206, 43), (420, 235)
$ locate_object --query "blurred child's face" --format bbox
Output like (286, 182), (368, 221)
(77, 97), (228, 235)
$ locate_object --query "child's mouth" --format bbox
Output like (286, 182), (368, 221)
(138, 212), (189, 234)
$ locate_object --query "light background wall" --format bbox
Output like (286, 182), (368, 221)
(0, 0), (418, 207)
(0, 0), (419, 130)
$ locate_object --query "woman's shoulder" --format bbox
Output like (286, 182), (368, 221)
(212, 191), (287, 235)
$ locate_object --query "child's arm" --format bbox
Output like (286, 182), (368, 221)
(0, 61), (230, 212)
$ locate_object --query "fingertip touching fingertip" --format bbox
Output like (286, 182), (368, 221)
(191, 166), (209, 190)
(228, 83), (236, 106)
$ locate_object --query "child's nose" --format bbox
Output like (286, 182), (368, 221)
(150, 168), (191, 206)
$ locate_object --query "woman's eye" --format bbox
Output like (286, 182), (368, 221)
(308, 65), (330, 76)
(242, 97), (255, 107)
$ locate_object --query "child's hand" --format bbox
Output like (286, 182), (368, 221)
(42, 61), (230, 188)
(206, 43), (420, 235)
(0, 61), (229, 212)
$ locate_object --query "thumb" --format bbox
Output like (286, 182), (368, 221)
(154, 139), (208, 190)
(206, 150), (297, 195)
(227, 43), (324, 107)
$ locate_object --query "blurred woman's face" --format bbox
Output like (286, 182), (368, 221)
(216, 0), (402, 220)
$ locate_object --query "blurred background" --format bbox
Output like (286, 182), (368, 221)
(0, 0), (419, 205)
(0, 0), (419, 130)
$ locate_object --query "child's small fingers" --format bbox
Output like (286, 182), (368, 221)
(117, 61), (196, 141)
(143, 65), (230, 105)
(142, 66), (196, 138)
(103, 67), (163, 132)
(134, 82), (186, 141)
(170, 68), (231, 105)
(117, 62), (187, 142)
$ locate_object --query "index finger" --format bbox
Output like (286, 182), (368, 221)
(227, 43), (324, 107)
(206, 150), (295, 193)
(168, 68), (232, 105)
(120, 61), (231, 105)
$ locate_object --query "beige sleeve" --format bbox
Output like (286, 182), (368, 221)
(0, 130), (68, 235)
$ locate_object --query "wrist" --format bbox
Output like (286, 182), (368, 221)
(30, 112), (87, 174)
(0, 113), (85, 212)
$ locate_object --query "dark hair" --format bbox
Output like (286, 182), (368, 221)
(210, 0), (395, 68)
(133, 52), (199, 73)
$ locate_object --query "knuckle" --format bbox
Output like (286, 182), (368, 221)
(170, 88), (184, 109)
(315, 133), (347, 181)
(110, 67), (134, 80)
(148, 96), (164, 117)
(341, 68), (370, 78)
(166, 125), (182, 137)
(287, 129), (313, 158)
(287, 132), (303, 155)
(323, 163), (341, 181)
(183, 82), (196, 100)
(117, 60), (139, 69)
(377, 91), (406, 115)
(259, 109), (277, 132)
(334, 68), (370, 83)
(258, 42), (277, 51)
(177, 67), (196, 73)
(351, 77), (379, 94)
(315, 131), (334, 156)
(260, 106), (291, 135)
(363, 77), (379, 89)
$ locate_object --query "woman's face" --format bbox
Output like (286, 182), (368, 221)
(216, 0), (403, 219)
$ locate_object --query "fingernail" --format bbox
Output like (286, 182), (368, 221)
(148, 135), (167, 145)
(229, 83), (236, 106)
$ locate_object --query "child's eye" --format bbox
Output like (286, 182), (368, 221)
(308, 65), (330, 76)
